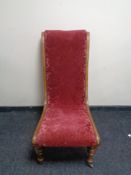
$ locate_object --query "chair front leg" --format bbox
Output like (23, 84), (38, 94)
(87, 146), (97, 168)
(34, 146), (44, 164)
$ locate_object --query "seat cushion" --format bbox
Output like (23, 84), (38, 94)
(33, 104), (98, 147)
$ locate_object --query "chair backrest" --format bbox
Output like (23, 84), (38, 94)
(42, 30), (90, 106)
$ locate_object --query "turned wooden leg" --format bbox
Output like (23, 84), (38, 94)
(87, 146), (97, 168)
(34, 147), (44, 164)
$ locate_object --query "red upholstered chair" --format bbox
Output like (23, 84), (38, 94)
(32, 30), (100, 167)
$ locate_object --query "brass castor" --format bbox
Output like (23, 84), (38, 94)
(34, 147), (44, 164)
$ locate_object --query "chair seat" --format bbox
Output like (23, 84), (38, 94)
(33, 104), (98, 147)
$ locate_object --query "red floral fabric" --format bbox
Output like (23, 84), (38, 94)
(33, 30), (98, 147)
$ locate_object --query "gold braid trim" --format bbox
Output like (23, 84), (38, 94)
(85, 32), (101, 146)
(32, 33), (47, 146)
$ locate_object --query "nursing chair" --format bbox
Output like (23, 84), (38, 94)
(32, 30), (100, 167)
